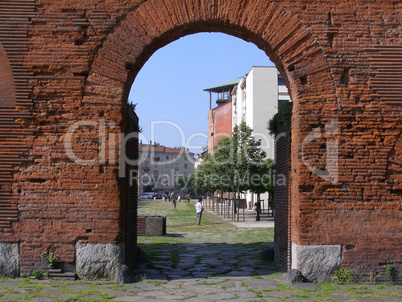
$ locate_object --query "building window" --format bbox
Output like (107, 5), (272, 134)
(174, 163), (178, 170)
(165, 163), (169, 168)
(166, 155), (169, 159)
(184, 164), (188, 169)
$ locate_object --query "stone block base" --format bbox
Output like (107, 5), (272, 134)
(0, 243), (19, 277)
(75, 243), (123, 280)
(292, 243), (342, 283)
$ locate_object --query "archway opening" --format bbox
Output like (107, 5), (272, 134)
(124, 31), (293, 278)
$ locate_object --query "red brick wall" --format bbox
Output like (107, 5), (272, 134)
(208, 103), (232, 153)
(274, 122), (291, 271)
(0, 0), (400, 280)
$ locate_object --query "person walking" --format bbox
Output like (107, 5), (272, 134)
(187, 193), (191, 203)
(171, 192), (177, 209)
(195, 196), (203, 225)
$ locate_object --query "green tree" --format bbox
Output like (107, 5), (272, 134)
(193, 153), (218, 195)
(175, 175), (195, 194)
(232, 122), (267, 196)
(193, 122), (271, 202)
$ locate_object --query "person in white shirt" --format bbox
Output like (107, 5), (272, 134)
(195, 196), (203, 225)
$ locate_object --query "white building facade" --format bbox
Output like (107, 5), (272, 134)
(231, 66), (291, 208)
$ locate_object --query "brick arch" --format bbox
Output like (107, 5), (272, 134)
(85, 0), (338, 108)
(0, 42), (16, 107)
(83, 0), (339, 271)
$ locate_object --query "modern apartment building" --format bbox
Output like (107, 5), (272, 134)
(232, 66), (291, 159)
(138, 142), (195, 194)
(203, 66), (291, 208)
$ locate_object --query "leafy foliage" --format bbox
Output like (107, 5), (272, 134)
(33, 270), (42, 279)
(193, 122), (273, 196)
(267, 102), (292, 136)
(175, 175), (195, 194)
(40, 253), (57, 268)
(386, 264), (395, 281)
(331, 267), (355, 284)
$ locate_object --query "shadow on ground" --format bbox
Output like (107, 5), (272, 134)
(134, 241), (278, 281)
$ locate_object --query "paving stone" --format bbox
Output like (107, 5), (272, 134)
(264, 290), (297, 297)
(0, 280), (23, 287)
(160, 283), (181, 289)
(260, 296), (281, 301)
(40, 286), (63, 294)
(121, 285), (141, 292)
(233, 290), (259, 298)
(225, 271), (253, 276)
(131, 283), (158, 290)
(246, 279), (279, 291)
(332, 290), (351, 295)
(48, 293), (75, 299)
(137, 290), (169, 297)
(13, 287), (35, 293)
(227, 300), (262, 302)
(379, 288), (400, 294)
(379, 297), (400, 301)
(221, 280), (237, 287)
(327, 294), (355, 301)
(192, 273), (216, 278)
(67, 283), (93, 292)
(189, 284), (226, 294)
(356, 298), (384, 302)
(168, 294), (197, 300)
(31, 297), (59, 302)
(111, 296), (144, 302)
(108, 290), (136, 297)
(0, 293), (31, 300)
(256, 269), (277, 276)
(168, 274), (188, 279)
(199, 292), (237, 300)
(288, 282), (318, 290)
(47, 281), (74, 286)
(226, 286), (250, 292)
(81, 295), (103, 300)
(183, 298), (210, 302)
(96, 284), (120, 291)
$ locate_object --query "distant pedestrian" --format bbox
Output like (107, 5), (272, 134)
(187, 193), (191, 203)
(178, 194), (181, 202)
(195, 196), (203, 225)
(171, 192), (176, 209)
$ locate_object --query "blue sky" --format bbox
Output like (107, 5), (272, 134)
(129, 32), (274, 154)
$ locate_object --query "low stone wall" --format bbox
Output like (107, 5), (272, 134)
(137, 216), (166, 236)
